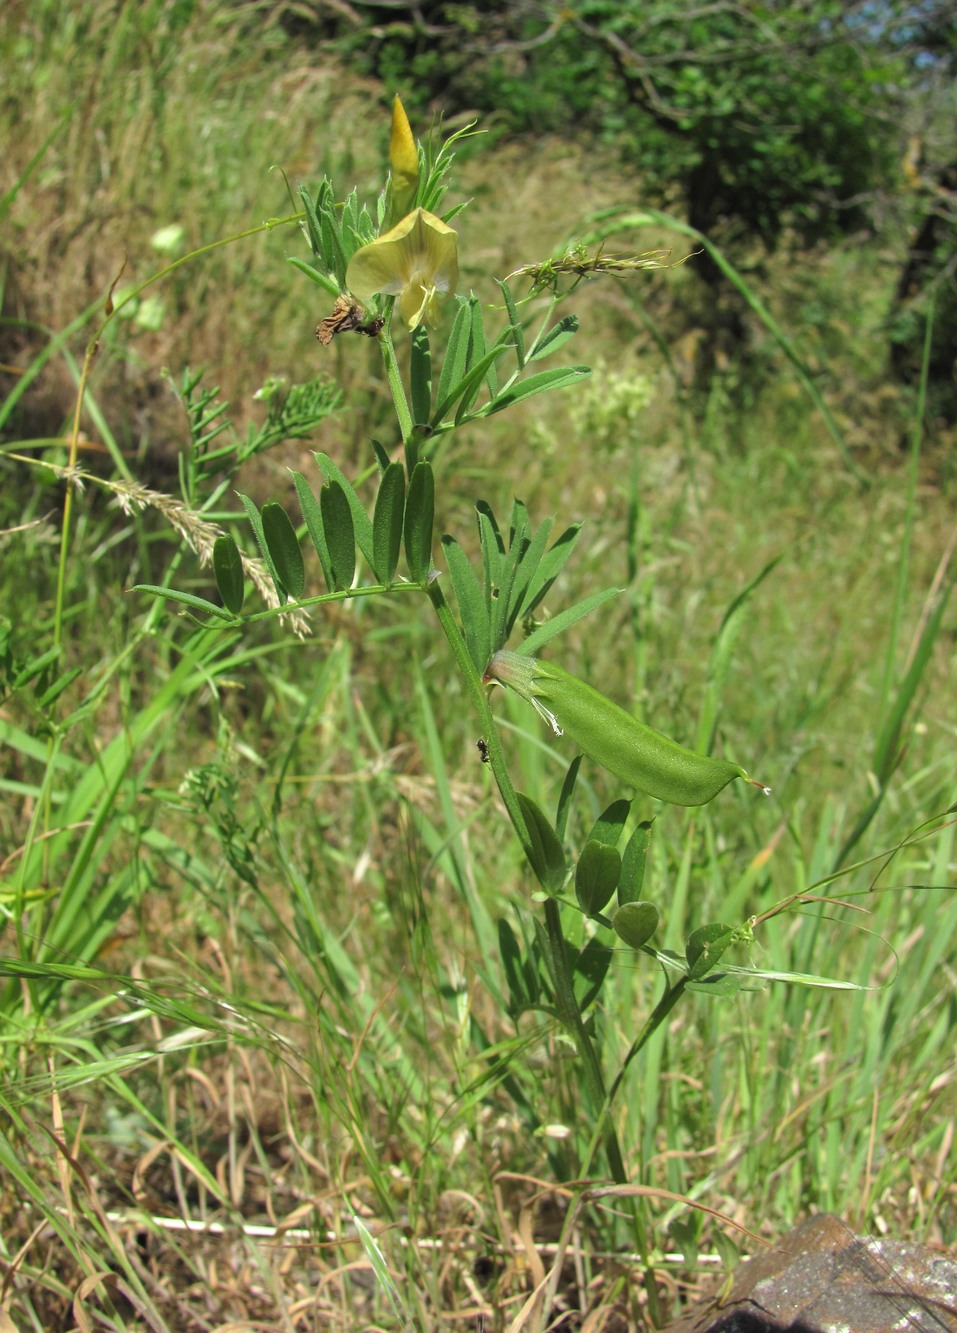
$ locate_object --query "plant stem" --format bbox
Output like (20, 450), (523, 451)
(379, 318), (414, 448)
(540, 897), (626, 1171)
(425, 581), (533, 861)
(426, 579), (622, 1153)
(607, 976), (687, 1109)
(426, 578), (665, 1321)
(542, 887), (663, 1324)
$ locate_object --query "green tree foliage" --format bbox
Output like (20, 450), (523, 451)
(882, 4), (957, 422)
(888, 154), (957, 424)
(294, 0), (955, 412)
(318, 0), (911, 246)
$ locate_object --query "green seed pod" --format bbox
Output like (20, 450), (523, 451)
(485, 650), (767, 807)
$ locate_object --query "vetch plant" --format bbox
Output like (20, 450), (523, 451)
(135, 93), (767, 1146)
(4, 26), (954, 1331)
(141, 151), (753, 967)
(115, 94), (929, 1310)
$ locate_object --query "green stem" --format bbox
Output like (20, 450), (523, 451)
(607, 976), (687, 1112)
(426, 580), (664, 1321)
(541, 898), (626, 1172)
(425, 581), (533, 861)
(426, 588), (635, 1151)
(426, 580), (616, 1133)
(379, 317), (414, 449)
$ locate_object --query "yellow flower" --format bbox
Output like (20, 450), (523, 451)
(389, 95), (419, 220)
(346, 207), (459, 329)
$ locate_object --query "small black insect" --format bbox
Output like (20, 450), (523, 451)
(476, 738), (490, 764)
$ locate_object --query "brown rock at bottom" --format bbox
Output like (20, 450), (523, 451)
(663, 1213), (957, 1333)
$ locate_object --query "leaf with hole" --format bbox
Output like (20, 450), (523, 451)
(686, 923), (737, 980)
(476, 502), (505, 622)
(488, 503), (525, 650)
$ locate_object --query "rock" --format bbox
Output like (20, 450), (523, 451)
(663, 1213), (957, 1333)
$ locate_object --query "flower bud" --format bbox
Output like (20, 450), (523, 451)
(389, 95), (419, 221)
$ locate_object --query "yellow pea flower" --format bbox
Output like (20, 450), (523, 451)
(346, 207), (459, 329)
(389, 94), (419, 220)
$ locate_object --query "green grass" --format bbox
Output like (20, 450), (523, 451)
(1, 3), (955, 1330)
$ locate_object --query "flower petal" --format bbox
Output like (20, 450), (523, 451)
(346, 208), (458, 327)
(345, 211), (415, 300)
(400, 282), (439, 329)
(414, 211), (458, 297)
